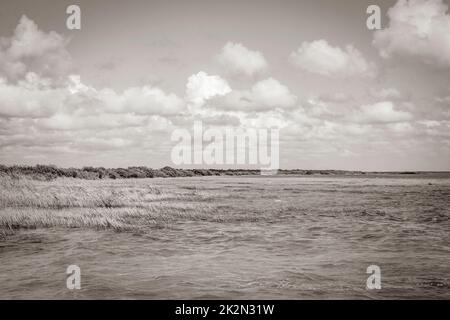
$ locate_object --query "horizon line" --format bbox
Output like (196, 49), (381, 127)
(1, 164), (449, 174)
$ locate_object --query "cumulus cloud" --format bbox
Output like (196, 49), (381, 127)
(354, 101), (413, 123)
(0, 73), (66, 118)
(186, 71), (231, 106)
(373, 0), (450, 67)
(0, 15), (72, 82)
(0, 73), (184, 119)
(35, 113), (149, 131)
(242, 110), (289, 129)
(289, 40), (377, 78)
(214, 77), (297, 111)
(217, 42), (268, 76)
(249, 78), (296, 108)
(98, 85), (184, 116)
(0, 15), (188, 163)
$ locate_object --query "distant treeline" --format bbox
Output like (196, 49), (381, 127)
(0, 165), (261, 180)
(0, 164), (422, 181)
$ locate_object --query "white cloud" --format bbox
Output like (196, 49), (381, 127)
(186, 71), (231, 107)
(0, 16), (187, 161)
(247, 78), (297, 109)
(99, 85), (184, 116)
(289, 40), (377, 78)
(354, 101), (413, 123)
(0, 73), (184, 119)
(35, 113), (149, 131)
(217, 42), (268, 76)
(373, 0), (450, 67)
(215, 77), (297, 111)
(0, 15), (72, 82)
(242, 110), (289, 129)
(0, 73), (66, 118)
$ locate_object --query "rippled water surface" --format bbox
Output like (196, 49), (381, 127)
(1, 175), (449, 299)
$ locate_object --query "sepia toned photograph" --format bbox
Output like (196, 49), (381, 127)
(0, 0), (449, 305)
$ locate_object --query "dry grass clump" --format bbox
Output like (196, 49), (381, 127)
(0, 175), (223, 235)
(0, 177), (196, 209)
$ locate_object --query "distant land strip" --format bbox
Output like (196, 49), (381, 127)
(1, 165), (449, 181)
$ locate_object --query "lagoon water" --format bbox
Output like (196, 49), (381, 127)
(0, 175), (449, 299)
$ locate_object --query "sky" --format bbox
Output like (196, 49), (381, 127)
(0, 0), (449, 170)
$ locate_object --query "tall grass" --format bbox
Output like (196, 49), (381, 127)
(0, 175), (224, 236)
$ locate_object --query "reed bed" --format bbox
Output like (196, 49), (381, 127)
(0, 176), (225, 235)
